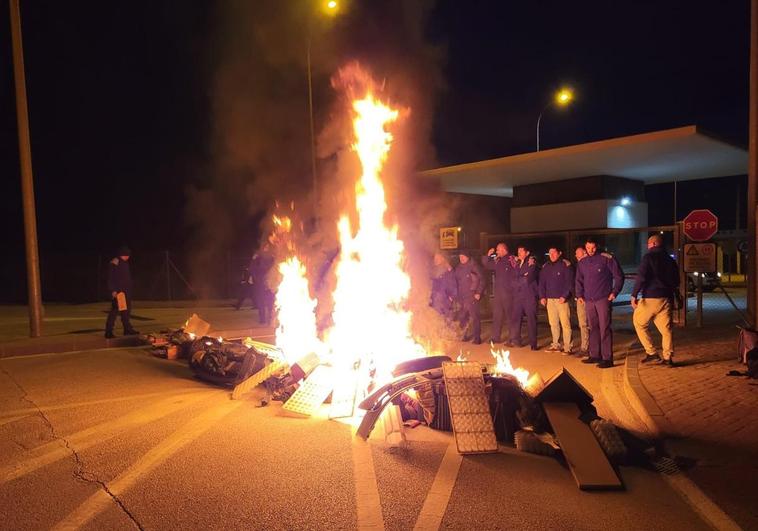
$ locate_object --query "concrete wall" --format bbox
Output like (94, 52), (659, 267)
(511, 199), (648, 233)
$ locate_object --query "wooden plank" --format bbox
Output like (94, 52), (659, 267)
(543, 402), (622, 490)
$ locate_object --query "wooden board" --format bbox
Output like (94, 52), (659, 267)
(543, 402), (622, 490)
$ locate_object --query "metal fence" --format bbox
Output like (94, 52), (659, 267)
(0, 250), (255, 304)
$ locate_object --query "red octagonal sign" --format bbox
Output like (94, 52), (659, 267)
(683, 209), (718, 241)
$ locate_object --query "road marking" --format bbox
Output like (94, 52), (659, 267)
(607, 360), (742, 531)
(52, 399), (243, 531)
(352, 436), (385, 530)
(0, 389), (205, 420)
(413, 441), (463, 531)
(0, 391), (214, 484)
(659, 468), (742, 531)
(0, 345), (150, 361)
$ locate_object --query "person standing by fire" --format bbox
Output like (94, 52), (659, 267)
(430, 252), (457, 320)
(539, 247), (574, 354)
(573, 245), (591, 356)
(250, 245), (275, 326)
(455, 251), (483, 344)
(509, 246), (539, 350)
(575, 239), (624, 368)
(481, 242), (517, 344)
(104, 246), (139, 339)
(631, 234), (680, 366)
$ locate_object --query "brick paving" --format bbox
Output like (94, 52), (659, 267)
(638, 328), (758, 447)
(636, 326), (758, 529)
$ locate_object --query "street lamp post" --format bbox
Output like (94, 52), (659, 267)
(536, 87), (574, 152)
(9, 0), (43, 337)
(307, 1), (339, 214)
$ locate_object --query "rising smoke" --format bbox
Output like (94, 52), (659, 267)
(187, 0), (457, 336)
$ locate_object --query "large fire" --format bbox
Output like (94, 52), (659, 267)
(269, 72), (528, 412)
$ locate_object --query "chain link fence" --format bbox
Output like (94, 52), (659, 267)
(0, 250), (256, 304)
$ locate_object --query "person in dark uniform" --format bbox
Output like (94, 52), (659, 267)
(481, 243), (517, 344)
(250, 245), (275, 325)
(104, 246), (139, 338)
(539, 247), (574, 354)
(631, 234), (680, 366)
(234, 259), (254, 310)
(575, 239), (624, 368)
(455, 251), (484, 344)
(431, 252), (457, 319)
(509, 246), (539, 350)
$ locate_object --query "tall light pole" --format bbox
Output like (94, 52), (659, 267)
(9, 0), (43, 337)
(748, 0), (757, 325)
(307, 0), (339, 213)
(536, 87), (574, 152)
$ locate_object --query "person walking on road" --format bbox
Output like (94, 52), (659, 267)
(455, 251), (484, 344)
(575, 239), (624, 368)
(539, 247), (574, 354)
(104, 246), (139, 339)
(574, 246), (591, 356)
(509, 246), (539, 350)
(481, 243), (517, 344)
(234, 259), (254, 310)
(631, 234), (680, 366)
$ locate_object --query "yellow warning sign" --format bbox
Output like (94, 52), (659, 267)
(683, 243), (716, 273)
(440, 227), (459, 250)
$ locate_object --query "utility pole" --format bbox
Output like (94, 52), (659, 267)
(750, 0), (758, 326)
(9, 0), (43, 337)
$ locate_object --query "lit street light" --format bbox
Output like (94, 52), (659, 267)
(536, 86), (574, 152)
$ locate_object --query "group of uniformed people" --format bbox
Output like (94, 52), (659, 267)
(431, 234), (679, 369)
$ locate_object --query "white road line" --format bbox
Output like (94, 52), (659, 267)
(0, 391), (214, 484)
(352, 437), (385, 530)
(603, 366), (742, 531)
(413, 441), (463, 531)
(0, 389), (205, 419)
(53, 399), (243, 531)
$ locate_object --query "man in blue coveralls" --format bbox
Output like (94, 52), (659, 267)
(481, 243), (517, 344)
(509, 246), (539, 350)
(575, 239), (624, 368)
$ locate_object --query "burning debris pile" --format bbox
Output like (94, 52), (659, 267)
(149, 63), (629, 490)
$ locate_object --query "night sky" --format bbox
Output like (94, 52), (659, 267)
(0, 0), (751, 300)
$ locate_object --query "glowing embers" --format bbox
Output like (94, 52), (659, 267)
(442, 362), (498, 454)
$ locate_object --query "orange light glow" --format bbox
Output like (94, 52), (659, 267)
(271, 76), (427, 415)
(490, 346), (530, 387)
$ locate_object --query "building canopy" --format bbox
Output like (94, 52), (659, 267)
(419, 126), (747, 197)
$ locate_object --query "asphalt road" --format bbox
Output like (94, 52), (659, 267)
(0, 345), (713, 530)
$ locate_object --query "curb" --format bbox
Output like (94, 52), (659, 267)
(622, 354), (674, 438)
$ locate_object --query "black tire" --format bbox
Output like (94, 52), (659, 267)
(392, 355), (452, 377)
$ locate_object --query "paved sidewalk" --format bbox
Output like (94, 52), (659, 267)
(0, 301), (273, 357)
(633, 326), (758, 529)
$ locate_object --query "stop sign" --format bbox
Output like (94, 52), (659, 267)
(683, 209), (718, 241)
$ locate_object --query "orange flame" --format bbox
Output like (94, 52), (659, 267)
(490, 346), (530, 387)
(271, 79), (425, 408)
(325, 93), (424, 385)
